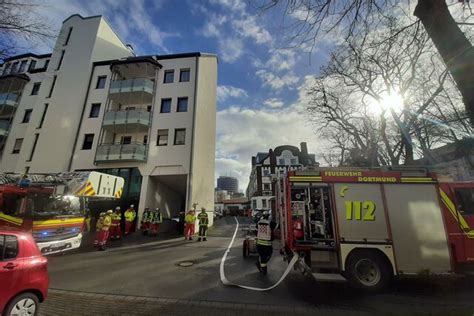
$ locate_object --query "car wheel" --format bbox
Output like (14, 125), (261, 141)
(243, 239), (250, 258)
(346, 250), (392, 291)
(4, 292), (39, 316)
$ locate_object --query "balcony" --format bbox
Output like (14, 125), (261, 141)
(95, 143), (147, 162)
(0, 120), (11, 137)
(102, 110), (150, 132)
(109, 78), (154, 104)
(0, 93), (20, 109)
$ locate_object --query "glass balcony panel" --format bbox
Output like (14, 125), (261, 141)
(109, 78), (154, 95)
(0, 93), (19, 107)
(102, 110), (150, 129)
(0, 120), (11, 136)
(95, 143), (147, 162)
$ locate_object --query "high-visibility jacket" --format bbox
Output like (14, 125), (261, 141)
(124, 209), (136, 222)
(112, 213), (121, 222)
(184, 214), (196, 224)
(102, 214), (112, 231)
(197, 211), (209, 226)
(96, 217), (104, 232)
(142, 210), (151, 223)
(151, 212), (163, 224)
(256, 219), (273, 246)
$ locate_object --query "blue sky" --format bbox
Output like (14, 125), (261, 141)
(32, 0), (333, 191)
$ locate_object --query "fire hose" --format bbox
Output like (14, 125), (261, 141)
(220, 217), (300, 291)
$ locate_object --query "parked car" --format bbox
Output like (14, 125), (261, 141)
(0, 228), (49, 316)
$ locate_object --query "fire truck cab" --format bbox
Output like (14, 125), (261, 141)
(277, 167), (474, 290)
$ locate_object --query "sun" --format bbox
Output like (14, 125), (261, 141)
(367, 90), (404, 115)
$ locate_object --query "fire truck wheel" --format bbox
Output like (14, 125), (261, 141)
(346, 250), (392, 291)
(243, 240), (250, 258)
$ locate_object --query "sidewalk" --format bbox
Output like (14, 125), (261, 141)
(39, 289), (323, 316)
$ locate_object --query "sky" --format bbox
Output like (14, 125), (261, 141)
(28, 0), (336, 192)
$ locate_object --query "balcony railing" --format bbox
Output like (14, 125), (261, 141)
(109, 78), (154, 95)
(102, 109), (150, 129)
(95, 143), (147, 162)
(0, 93), (19, 108)
(0, 120), (11, 136)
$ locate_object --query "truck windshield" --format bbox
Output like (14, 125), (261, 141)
(30, 194), (84, 219)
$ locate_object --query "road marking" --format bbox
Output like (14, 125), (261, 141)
(219, 217), (299, 291)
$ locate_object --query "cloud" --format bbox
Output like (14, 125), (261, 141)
(266, 50), (297, 71)
(232, 15), (272, 44)
(219, 37), (244, 63)
(256, 70), (300, 90)
(263, 98), (284, 108)
(217, 85), (248, 102)
(216, 104), (322, 191)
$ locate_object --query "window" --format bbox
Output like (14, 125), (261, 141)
(19, 60), (28, 73)
(31, 82), (41, 95)
(146, 105), (152, 112)
(3, 63), (11, 75)
(96, 76), (107, 89)
(82, 134), (94, 150)
(143, 135), (148, 145)
(64, 27), (73, 46)
(28, 60), (37, 72)
(120, 136), (132, 145)
(22, 109), (32, 123)
(28, 133), (39, 161)
(179, 69), (190, 82)
(177, 97), (188, 112)
(263, 170), (270, 176)
(1, 235), (19, 260)
(455, 188), (474, 215)
(263, 183), (270, 190)
(89, 103), (101, 118)
(262, 199), (267, 208)
(38, 103), (48, 128)
(163, 70), (174, 83)
(278, 159), (285, 165)
(56, 50), (65, 70)
(47, 75), (57, 98)
(44, 59), (50, 70)
(12, 138), (23, 154)
(157, 129), (168, 146)
(252, 200), (257, 209)
(160, 98), (171, 113)
(11, 62), (19, 74)
(174, 129), (186, 145)
(290, 158), (297, 165)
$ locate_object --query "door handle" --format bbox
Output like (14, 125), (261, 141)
(3, 262), (17, 270)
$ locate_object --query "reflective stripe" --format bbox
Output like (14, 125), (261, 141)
(289, 176), (322, 182)
(440, 189), (474, 239)
(256, 239), (272, 246)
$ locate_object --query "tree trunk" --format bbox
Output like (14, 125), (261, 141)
(414, 0), (474, 125)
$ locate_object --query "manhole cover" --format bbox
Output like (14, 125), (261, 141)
(177, 261), (194, 267)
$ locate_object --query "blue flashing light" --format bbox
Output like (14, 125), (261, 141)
(41, 231), (48, 236)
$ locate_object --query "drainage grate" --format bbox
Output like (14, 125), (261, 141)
(177, 261), (194, 267)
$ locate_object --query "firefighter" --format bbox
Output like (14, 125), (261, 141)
(184, 210), (196, 240)
(110, 207), (122, 240)
(149, 208), (162, 237)
(256, 211), (277, 275)
(141, 207), (151, 235)
(197, 207), (209, 242)
(124, 204), (136, 235)
(93, 212), (105, 248)
(98, 210), (113, 251)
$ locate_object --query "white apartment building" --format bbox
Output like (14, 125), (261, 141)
(0, 14), (217, 227)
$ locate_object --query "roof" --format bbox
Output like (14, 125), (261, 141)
(110, 56), (162, 69)
(0, 73), (30, 81)
(223, 198), (249, 204)
(3, 53), (51, 63)
(94, 52), (215, 68)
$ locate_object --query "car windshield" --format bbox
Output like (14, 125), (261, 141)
(30, 194), (84, 219)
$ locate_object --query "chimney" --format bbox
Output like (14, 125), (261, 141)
(300, 142), (308, 156)
(251, 156), (256, 166)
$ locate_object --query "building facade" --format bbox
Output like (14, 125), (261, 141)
(246, 142), (317, 211)
(0, 14), (217, 226)
(216, 176), (239, 194)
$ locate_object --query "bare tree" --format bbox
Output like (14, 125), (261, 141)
(257, 0), (474, 125)
(0, 0), (54, 62)
(304, 15), (471, 166)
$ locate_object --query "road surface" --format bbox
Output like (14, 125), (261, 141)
(41, 217), (474, 315)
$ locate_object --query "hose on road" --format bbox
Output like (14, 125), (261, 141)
(219, 217), (299, 291)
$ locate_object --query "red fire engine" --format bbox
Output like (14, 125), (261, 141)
(276, 167), (474, 290)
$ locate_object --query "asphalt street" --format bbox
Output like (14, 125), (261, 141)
(44, 217), (474, 315)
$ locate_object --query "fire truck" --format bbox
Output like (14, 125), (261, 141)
(276, 167), (474, 290)
(0, 172), (124, 255)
